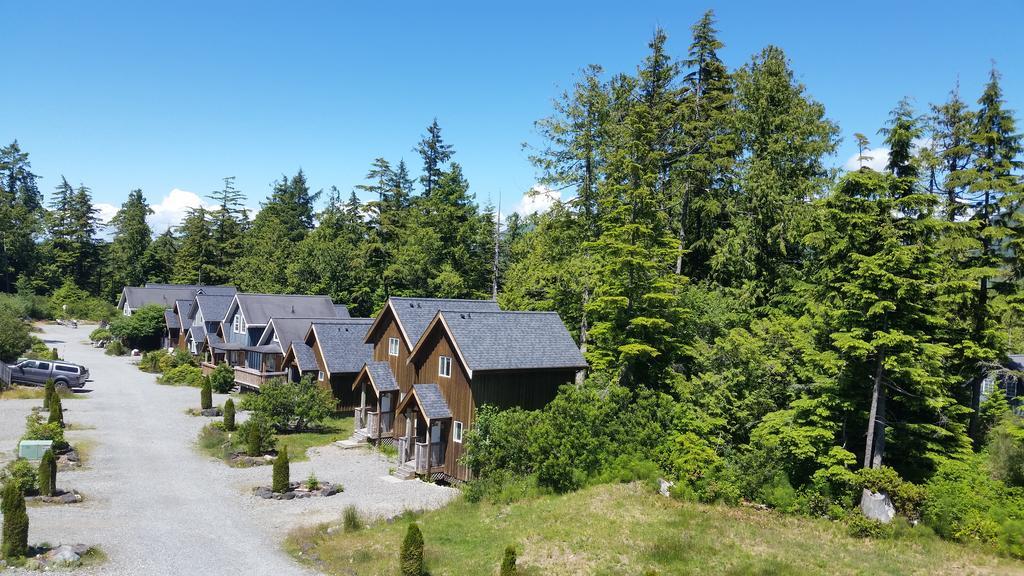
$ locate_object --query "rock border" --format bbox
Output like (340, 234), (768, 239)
(27, 489), (83, 505)
(253, 481), (343, 500)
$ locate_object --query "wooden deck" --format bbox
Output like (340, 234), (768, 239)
(233, 366), (287, 390)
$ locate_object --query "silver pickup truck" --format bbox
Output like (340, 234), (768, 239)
(11, 359), (90, 388)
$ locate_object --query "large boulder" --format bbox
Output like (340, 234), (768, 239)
(860, 489), (896, 523)
(45, 544), (81, 565)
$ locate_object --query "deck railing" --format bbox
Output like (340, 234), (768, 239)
(366, 411), (395, 439)
(355, 407), (366, 430)
(200, 362), (216, 377)
(233, 366), (287, 390)
(414, 441), (444, 474)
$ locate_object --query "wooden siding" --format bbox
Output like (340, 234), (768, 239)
(368, 309), (419, 439)
(309, 334), (357, 411)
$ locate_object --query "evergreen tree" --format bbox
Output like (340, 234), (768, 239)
(205, 176), (248, 284)
(200, 378), (212, 410)
(0, 141), (44, 293)
(416, 119), (454, 196)
(272, 445), (290, 493)
(400, 522), (425, 576)
(43, 178), (102, 293)
(172, 207), (215, 285)
(108, 189), (153, 297)
(930, 82), (976, 221)
(1, 480), (28, 559)
(142, 228), (178, 284)
(39, 449), (56, 497)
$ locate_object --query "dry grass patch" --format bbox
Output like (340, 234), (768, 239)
(286, 482), (1024, 576)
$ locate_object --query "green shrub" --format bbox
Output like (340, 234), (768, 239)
(48, 280), (115, 321)
(343, 505), (362, 532)
(43, 379), (55, 410)
(223, 398), (236, 431)
(988, 417), (1024, 487)
(757, 472), (801, 513)
(105, 340), (126, 356)
(595, 455), (661, 490)
(998, 519), (1024, 559)
(464, 471), (542, 504)
(846, 511), (894, 539)
(0, 304), (32, 364)
(462, 405), (541, 478)
(857, 466), (925, 522)
(48, 393), (64, 428)
(23, 413), (67, 451)
(272, 446), (290, 493)
(172, 348), (196, 368)
(88, 328), (112, 342)
(197, 423), (228, 453)
(306, 471), (320, 491)
(209, 362), (234, 394)
(38, 449), (56, 497)
(200, 378), (213, 410)
(400, 522), (425, 576)
(108, 303), (165, 349)
(139, 349), (169, 373)
(247, 376), (334, 432)
(0, 460), (37, 496)
(1, 480), (29, 559)
(241, 415), (276, 456)
(500, 545), (517, 576)
(160, 364), (204, 387)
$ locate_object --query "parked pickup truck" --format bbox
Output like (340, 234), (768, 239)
(11, 359), (90, 388)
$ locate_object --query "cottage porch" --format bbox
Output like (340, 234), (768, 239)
(394, 383), (451, 475)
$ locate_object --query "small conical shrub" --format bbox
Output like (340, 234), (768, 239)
(246, 420), (262, 457)
(200, 378), (213, 410)
(223, 398), (235, 431)
(1, 481), (29, 559)
(400, 522), (424, 576)
(48, 393), (64, 428)
(38, 450), (57, 497)
(43, 379), (55, 410)
(272, 446), (289, 493)
(501, 545), (517, 576)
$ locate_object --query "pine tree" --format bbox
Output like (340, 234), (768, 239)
(0, 141), (44, 293)
(930, 82), (976, 221)
(416, 119), (454, 197)
(108, 189), (153, 297)
(172, 206), (215, 285)
(142, 228), (178, 283)
(48, 393), (64, 428)
(43, 379), (54, 410)
(200, 378), (212, 410)
(223, 398), (235, 431)
(272, 445), (290, 493)
(1, 480), (28, 559)
(205, 176), (248, 284)
(39, 449), (57, 497)
(400, 522), (424, 576)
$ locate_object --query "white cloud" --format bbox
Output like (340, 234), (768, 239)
(94, 203), (118, 226)
(514, 185), (562, 216)
(843, 147), (890, 172)
(147, 188), (212, 232)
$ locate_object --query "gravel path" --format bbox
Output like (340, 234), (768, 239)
(0, 323), (457, 575)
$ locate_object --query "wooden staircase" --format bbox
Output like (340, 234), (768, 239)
(392, 461), (417, 480)
(336, 428), (369, 449)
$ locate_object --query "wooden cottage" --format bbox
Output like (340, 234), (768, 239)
(184, 293), (236, 367)
(394, 310), (587, 482)
(293, 319), (374, 411)
(116, 283), (235, 349)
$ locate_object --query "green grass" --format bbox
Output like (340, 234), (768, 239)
(286, 482), (1024, 576)
(196, 415), (353, 463)
(0, 385), (81, 400)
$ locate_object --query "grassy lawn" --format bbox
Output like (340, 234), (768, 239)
(0, 385), (82, 400)
(285, 482), (1023, 576)
(197, 414), (353, 463)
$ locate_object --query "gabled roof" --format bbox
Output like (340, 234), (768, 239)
(256, 317), (353, 355)
(225, 294), (340, 326)
(188, 323), (207, 345)
(194, 294), (235, 325)
(307, 319), (374, 375)
(164, 309), (180, 330)
(334, 304), (351, 319)
(283, 340), (317, 373)
(174, 299), (195, 321)
(396, 383), (451, 421)
(118, 284), (236, 310)
(354, 361), (400, 393)
(364, 297), (501, 349)
(409, 310), (588, 377)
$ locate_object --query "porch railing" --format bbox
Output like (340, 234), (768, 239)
(366, 411), (395, 439)
(233, 366), (287, 390)
(414, 441), (444, 474)
(398, 436), (410, 462)
(355, 407), (366, 430)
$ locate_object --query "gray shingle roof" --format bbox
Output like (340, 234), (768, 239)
(365, 361), (399, 392)
(434, 310), (587, 373)
(388, 297), (500, 346)
(312, 319), (375, 374)
(287, 341), (317, 372)
(164, 309), (180, 330)
(188, 324), (207, 345)
(259, 317), (354, 354)
(410, 384), (451, 420)
(174, 299), (195, 322)
(195, 294), (235, 325)
(334, 304), (351, 319)
(121, 284), (236, 310)
(233, 294), (340, 325)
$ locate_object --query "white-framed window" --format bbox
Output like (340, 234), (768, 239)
(388, 337), (400, 357)
(439, 356), (452, 378)
(232, 313), (243, 334)
(318, 371), (325, 381)
(453, 420), (464, 443)
(272, 330), (279, 343)
(123, 306), (132, 316)
(195, 310), (204, 327)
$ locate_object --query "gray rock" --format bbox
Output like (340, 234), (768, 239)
(59, 491), (81, 504)
(321, 484), (342, 496)
(46, 544), (81, 565)
(254, 487), (273, 499)
(201, 408), (222, 417)
(71, 544), (91, 556)
(658, 478), (674, 497)
(860, 489), (896, 523)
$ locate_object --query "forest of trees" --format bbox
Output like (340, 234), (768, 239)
(3, 9), (1024, 550)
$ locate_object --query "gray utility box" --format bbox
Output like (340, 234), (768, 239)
(18, 439), (53, 460)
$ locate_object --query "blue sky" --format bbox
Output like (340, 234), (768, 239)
(3, 1), (1022, 231)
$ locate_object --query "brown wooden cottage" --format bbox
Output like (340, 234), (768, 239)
(287, 318), (374, 411)
(393, 309), (587, 482)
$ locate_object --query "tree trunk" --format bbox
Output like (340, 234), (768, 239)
(969, 276), (988, 439)
(863, 347), (886, 469)
(576, 285), (589, 386)
(676, 183), (690, 275)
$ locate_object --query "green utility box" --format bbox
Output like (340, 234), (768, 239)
(18, 439), (53, 460)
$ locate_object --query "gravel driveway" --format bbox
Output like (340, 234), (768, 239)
(0, 323), (457, 575)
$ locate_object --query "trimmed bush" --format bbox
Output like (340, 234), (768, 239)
(343, 505), (362, 532)
(272, 446), (290, 493)
(223, 398), (236, 431)
(105, 340), (126, 356)
(246, 376), (334, 432)
(200, 378), (213, 410)
(501, 545), (517, 575)
(88, 327), (112, 342)
(241, 415), (276, 456)
(209, 362), (235, 394)
(23, 413), (67, 450)
(400, 522), (425, 576)
(139, 349), (169, 373)
(48, 393), (64, 428)
(38, 449), (56, 497)
(43, 379), (55, 410)
(0, 460), (37, 496)
(1, 480), (29, 559)
(160, 364), (204, 387)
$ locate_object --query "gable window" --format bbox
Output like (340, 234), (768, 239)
(318, 370), (325, 381)
(453, 420), (464, 443)
(388, 337), (400, 357)
(232, 313), (243, 334)
(439, 356), (452, 378)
